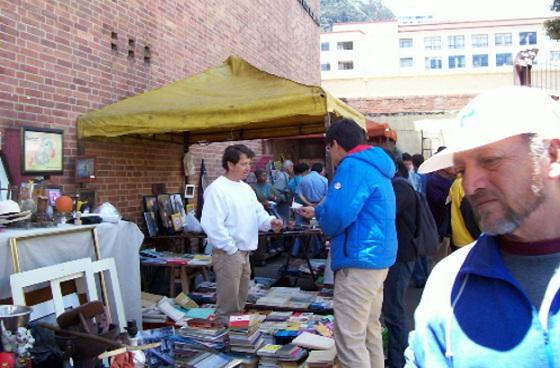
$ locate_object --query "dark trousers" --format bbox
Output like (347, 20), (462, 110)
(382, 260), (415, 368)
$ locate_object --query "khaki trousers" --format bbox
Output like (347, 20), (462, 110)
(212, 248), (251, 326)
(334, 268), (388, 368)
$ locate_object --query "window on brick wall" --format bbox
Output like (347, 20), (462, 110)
(399, 38), (413, 48)
(338, 61), (354, 70)
(473, 54), (489, 67)
(520, 31), (537, 45)
(321, 42), (330, 51)
(495, 33), (512, 46)
(337, 41), (353, 50)
(425, 56), (442, 69)
(321, 62), (331, 71)
(424, 36), (441, 50)
(448, 35), (465, 49)
(496, 53), (512, 66)
(472, 34), (488, 48)
(448, 55), (465, 69)
(400, 57), (413, 68)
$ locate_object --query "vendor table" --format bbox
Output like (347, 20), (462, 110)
(0, 221), (144, 324)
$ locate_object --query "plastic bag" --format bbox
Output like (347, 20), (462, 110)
(94, 202), (122, 223)
(183, 208), (203, 233)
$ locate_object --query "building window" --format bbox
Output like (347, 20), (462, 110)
(471, 34), (488, 48)
(338, 61), (354, 70)
(399, 38), (413, 48)
(551, 51), (560, 62)
(496, 53), (512, 66)
(473, 54), (489, 67)
(321, 63), (331, 71)
(495, 33), (512, 46)
(424, 36), (441, 50)
(448, 55), (465, 69)
(337, 41), (353, 50)
(321, 42), (329, 52)
(448, 35), (465, 49)
(425, 56), (442, 69)
(519, 31), (537, 45)
(400, 57), (413, 68)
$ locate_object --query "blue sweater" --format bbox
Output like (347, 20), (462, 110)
(315, 146), (397, 272)
(406, 234), (560, 367)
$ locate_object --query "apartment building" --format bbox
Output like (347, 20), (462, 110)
(320, 17), (560, 154)
(320, 17), (560, 97)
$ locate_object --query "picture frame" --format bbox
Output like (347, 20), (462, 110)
(143, 196), (158, 213)
(75, 156), (96, 183)
(45, 187), (62, 207)
(184, 184), (195, 199)
(171, 213), (183, 232)
(144, 212), (158, 237)
(0, 152), (12, 201)
(156, 194), (173, 230)
(169, 193), (186, 218)
(77, 189), (96, 213)
(20, 127), (64, 176)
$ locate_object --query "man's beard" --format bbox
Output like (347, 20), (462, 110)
(467, 167), (545, 236)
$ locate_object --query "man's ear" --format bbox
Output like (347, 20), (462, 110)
(548, 139), (560, 179)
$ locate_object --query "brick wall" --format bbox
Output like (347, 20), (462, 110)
(346, 95), (474, 114)
(0, 0), (320, 222)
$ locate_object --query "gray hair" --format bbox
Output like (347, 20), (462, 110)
(282, 160), (294, 170)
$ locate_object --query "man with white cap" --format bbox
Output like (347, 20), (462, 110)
(405, 86), (560, 367)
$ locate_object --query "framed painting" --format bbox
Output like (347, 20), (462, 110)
(75, 156), (96, 183)
(20, 127), (64, 176)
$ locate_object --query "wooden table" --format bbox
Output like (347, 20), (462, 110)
(140, 260), (210, 297)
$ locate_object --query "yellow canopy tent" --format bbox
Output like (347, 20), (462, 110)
(77, 56), (365, 144)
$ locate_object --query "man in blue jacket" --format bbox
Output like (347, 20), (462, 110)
(299, 119), (397, 368)
(406, 86), (560, 367)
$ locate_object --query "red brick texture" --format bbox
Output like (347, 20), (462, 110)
(0, 0), (320, 222)
(346, 95), (474, 114)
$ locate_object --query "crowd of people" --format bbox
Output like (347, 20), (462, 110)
(199, 86), (560, 367)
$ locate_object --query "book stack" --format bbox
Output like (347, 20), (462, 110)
(189, 281), (217, 304)
(174, 318), (228, 362)
(229, 314), (265, 354)
(175, 351), (239, 368)
(256, 343), (307, 368)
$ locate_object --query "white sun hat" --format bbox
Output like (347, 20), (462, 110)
(419, 86), (560, 174)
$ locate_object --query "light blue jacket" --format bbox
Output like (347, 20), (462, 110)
(406, 235), (560, 367)
(315, 146), (397, 272)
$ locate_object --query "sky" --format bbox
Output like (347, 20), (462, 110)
(381, 0), (556, 21)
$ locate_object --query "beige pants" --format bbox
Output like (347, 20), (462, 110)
(212, 248), (251, 326)
(334, 268), (388, 368)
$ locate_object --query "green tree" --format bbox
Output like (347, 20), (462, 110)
(320, 0), (395, 32)
(545, 0), (560, 40)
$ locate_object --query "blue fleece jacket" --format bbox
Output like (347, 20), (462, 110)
(315, 146), (397, 272)
(406, 235), (560, 367)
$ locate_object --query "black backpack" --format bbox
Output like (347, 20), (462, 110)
(413, 191), (441, 257)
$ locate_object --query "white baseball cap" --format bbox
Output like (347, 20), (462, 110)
(419, 86), (560, 174)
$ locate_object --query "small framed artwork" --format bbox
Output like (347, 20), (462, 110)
(144, 212), (158, 237)
(156, 194), (173, 230)
(77, 189), (96, 213)
(75, 156), (96, 183)
(171, 213), (183, 232)
(143, 196), (158, 213)
(20, 127), (64, 176)
(184, 184), (195, 199)
(170, 193), (186, 218)
(45, 187), (62, 207)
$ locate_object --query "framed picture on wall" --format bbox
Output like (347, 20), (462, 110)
(20, 127), (64, 176)
(77, 189), (96, 213)
(75, 156), (96, 183)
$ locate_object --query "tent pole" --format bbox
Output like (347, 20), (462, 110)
(183, 132), (190, 206)
(324, 113), (333, 180)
